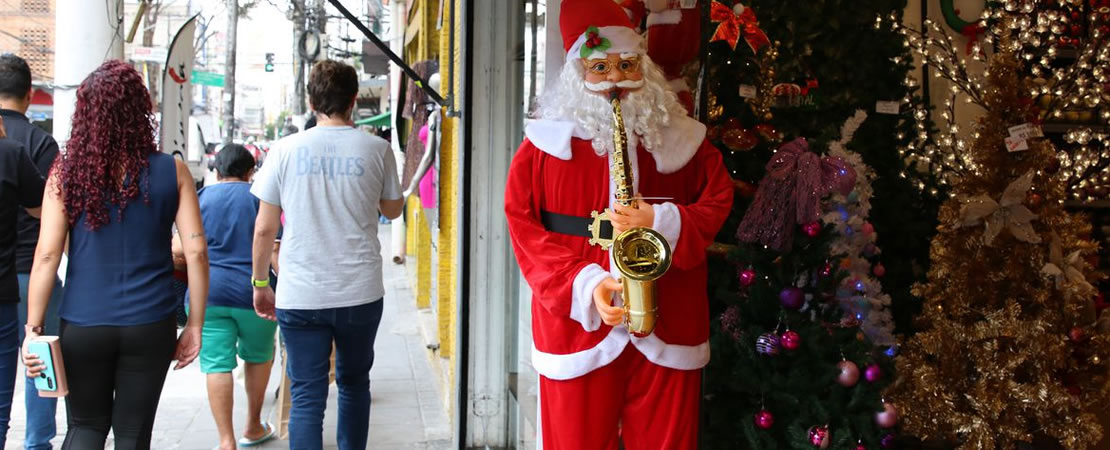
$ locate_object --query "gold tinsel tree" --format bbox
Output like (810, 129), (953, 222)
(888, 43), (1110, 449)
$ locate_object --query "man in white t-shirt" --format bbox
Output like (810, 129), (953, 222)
(250, 59), (403, 450)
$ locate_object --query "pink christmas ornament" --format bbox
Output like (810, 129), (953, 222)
(875, 402), (899, 428)
(837, 360), (860, 387)
(754, 410), (774, 429)
(864, 363), (883, 382)
(739, 269), (756, 287)
(808, 425), (830, 449)
(781, 330), (801, 351)
(803, 221), (822, 237)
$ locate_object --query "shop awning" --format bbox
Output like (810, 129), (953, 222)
(354, 111), (391, 127)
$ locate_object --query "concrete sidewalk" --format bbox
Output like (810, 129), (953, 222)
(4, 223), (451, 449)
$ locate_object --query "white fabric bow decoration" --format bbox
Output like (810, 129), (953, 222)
(1042, 233), (1095, 298)
(957, 171), (1041, 245)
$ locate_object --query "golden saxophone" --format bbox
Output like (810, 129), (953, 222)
(605, 90), (672, 337)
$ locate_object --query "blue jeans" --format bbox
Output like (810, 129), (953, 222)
(0, 303), (20, 449)
(17, 274), (61, 450)
(277, 300), (384, 450)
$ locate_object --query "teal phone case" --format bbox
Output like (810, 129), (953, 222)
(28, 341), (57, 392)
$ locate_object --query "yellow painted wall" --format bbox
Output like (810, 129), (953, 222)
(403, 0), (459, 409)
(436, 0), (460, 363)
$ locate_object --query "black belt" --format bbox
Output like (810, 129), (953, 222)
(541, 210), (613, 241)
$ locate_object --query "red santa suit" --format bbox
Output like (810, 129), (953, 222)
(504, 4), (733, 448)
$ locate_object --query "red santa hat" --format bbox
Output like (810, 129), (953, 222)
(560, 0), (644, 61)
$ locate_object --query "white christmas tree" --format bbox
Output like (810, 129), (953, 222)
(822, 111), (896, 346)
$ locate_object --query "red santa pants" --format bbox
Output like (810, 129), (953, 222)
(538, 344), (701, 450)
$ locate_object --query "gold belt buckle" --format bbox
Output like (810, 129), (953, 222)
(588, 210), (613, 249)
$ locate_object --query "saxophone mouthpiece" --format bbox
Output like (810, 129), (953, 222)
(609, 89), (622, 102)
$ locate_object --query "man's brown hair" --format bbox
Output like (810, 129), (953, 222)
(308, 60), (359, 117)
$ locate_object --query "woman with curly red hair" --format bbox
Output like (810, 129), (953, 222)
(20, 60), (209, 449)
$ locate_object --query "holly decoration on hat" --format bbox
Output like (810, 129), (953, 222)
(580, 26), (611, 59)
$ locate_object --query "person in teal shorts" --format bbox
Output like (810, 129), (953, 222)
(184, 144), (278, 449)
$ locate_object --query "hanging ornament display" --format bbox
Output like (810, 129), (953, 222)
(864, 363), (883, 382)
(756, 332), (781, 355)
(875, 402), (899, 428)
(837, 360), (860, 387)
(808, 425), (830, 449)
(754, 409), (775, 429)
(780, 329), (801, 350)
(779, 287), (805, 310)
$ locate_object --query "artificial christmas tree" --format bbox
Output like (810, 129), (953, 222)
(701, 1), (929, 447)
(884, 2), (1110, 446)
(704, 119), (899, 449)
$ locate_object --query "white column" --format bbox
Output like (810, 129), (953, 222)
(53, 0), (125, 146)
(463, 0), (524, 447)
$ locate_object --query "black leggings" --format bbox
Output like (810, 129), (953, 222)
(59, 316), (177, 450)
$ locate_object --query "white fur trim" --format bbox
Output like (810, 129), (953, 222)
(651, 202), (682, 251)
(668, 78), (690, 93)
(524, 120), (578, 160)
(532, 328), (630, 380)
(631, 334), (710, 370)
(526, 116), (704, 174)
(650, 115), (706, 174)
(570, 264), (610, 332)
(531, 328), (711, 380)
(566, 26), (643, 61)
(646, 9), (683, 27)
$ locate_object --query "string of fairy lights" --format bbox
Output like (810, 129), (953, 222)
(879, 0), (1110, 201)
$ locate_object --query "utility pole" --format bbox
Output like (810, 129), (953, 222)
(143, 1), (165, 109)
(222, 0), (238, 144)
(54, 0), (125, 145)
(291, 0), (306, 115)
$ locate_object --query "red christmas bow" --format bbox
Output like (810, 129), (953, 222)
(710, 1), (770, 53)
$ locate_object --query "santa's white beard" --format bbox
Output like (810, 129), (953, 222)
(534, 55), (687, 157)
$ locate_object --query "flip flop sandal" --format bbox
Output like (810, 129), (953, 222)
(237, 421), (276, 447)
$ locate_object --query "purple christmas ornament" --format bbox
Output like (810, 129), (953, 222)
(780, 287), (805, 310)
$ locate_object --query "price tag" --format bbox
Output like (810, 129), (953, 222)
(1008, 123), (1043, 140)
(738, 84), (758, 99)
(1005, 136), (1029, 152)
(875, 101), (900, 115)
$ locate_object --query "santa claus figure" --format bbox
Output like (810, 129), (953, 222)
(504, 0), (733, 448)
(621, 0), (701, 113)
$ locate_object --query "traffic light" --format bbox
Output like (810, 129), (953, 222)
(264, 53), (275, 72)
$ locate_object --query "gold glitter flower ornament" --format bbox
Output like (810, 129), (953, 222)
(1042, 233), (1096, 299)
(957, 171), (1041, 245)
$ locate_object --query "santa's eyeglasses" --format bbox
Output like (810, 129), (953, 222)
(582, 57), (641, 76)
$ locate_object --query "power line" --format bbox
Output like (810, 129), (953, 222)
(0, 29), (54, 55)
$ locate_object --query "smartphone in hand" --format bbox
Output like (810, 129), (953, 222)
(28, 337), (67, 397)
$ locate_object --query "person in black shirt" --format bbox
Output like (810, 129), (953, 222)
(0, 53), (59, 450)
(0, 114), (45, 449)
